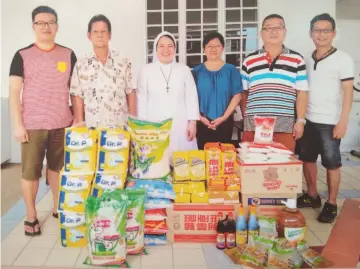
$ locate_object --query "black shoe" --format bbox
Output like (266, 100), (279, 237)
(297, 192), (322, 208)
(317, 202), (337, 223)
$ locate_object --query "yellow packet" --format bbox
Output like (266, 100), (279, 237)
(188, 182), (206, 194)
(189, 150), (206, 181)
(175, 192), (191, 203)
(90, 173), (127, 198)
(59, 212), (87, 247)
(172, 151), (190, 181)
(58, 171), (94, 213)
(173, 183), (190, 193)
(97, 127), (130, 174)
(64, 127), (98, 173)
(191, 192), (209, 203)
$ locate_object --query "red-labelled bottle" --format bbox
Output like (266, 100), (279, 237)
(225, 212), (236, 249)
(216, 212), (225, 250)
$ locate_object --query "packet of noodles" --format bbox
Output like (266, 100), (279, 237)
(239, 245), (266, 269)
(224, 244), (247, 264)
(297, 241), (333, 268)
(267, 239), (303, 269)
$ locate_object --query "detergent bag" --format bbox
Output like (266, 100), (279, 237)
(125, 189), (146, 255)
(128, 117), (172, 179)
(84, 191), (129, 267)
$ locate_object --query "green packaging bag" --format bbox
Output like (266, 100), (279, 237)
(128, 117), (172, 179)
(84, 190), (129, 267)
(126, 189), (146, 255)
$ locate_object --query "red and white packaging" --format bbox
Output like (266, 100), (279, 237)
(145, 209), (167, 221)
(254, 116), (276, 144)
(267, 142), (293, 155)
(144, 220), (168, 234)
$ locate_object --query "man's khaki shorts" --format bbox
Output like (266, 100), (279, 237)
(21, 128), (65, 180)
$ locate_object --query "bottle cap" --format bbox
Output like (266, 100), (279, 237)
(250, 205), (257, 214)
(281, 198), (297, 209)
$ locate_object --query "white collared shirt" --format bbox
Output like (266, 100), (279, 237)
(70, 50), (134, 128)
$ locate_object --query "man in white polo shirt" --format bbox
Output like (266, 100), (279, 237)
(297, 13), (354, 223)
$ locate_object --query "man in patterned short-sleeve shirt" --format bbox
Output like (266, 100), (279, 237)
(70, 15), (136, 128)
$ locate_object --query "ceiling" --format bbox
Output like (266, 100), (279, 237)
(337, 0), (360, 20)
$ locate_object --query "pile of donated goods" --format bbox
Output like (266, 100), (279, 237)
(220, 200), (333, 269)
(57, 117), (176, 267)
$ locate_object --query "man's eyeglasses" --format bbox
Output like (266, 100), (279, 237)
(34, 21), (57, 28)
(311, 28), (334, 34)
(262, 26), (285, 33)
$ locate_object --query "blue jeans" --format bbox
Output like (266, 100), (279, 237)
(298, 120), (341, 169)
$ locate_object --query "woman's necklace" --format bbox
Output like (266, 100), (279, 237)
(160, 66), (173, 93)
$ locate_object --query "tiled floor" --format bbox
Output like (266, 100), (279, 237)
(1, 159), (360, 268)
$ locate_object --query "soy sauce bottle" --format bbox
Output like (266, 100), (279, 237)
(216, 212), (226, 250)
(226, 212), (236, 249)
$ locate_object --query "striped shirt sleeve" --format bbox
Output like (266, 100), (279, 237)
(295, 57), (309, 91)
(240, 61), (250, 91)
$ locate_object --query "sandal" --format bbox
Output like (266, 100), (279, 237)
(52, 212), (59, 219)
(24, 219), (41, 236)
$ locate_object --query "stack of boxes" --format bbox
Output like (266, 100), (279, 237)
(236, 147), (303, 217)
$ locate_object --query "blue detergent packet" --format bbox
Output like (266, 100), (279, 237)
(144, 234), (167, 246)
(126, 180), (175, 200)
(145, 197), (173, 209)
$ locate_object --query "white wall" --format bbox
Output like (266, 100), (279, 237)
(1, 0), (146, 163)
(258, 0), (336, 57)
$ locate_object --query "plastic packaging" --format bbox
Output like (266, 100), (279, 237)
(205, 143), (221, 178)
(126, 179), (175, 200)
(91, 173), (126, 198)
(144, 234), (167, 246)
(258, 217), (278, 239)
(97, 127), (130, 174)
(267, 238), (303, 269)
(145, 209), (167, 221)
(297, 241), (333, 268)
(276, 199), (306, 247)
(189, 150), (206, 181)
(220, 144), (236, 175)
(128, 117), (172, 179)
(145, 198), (172, 209)
(59, 212), (87, 247)
(144, 220), (168, 234)
(172, 151), (190, 181)
(64, 127), (97, 172)
(126, 189), (146, 255)
(254, 116), (276, 144)
(84, 191), (129, 267)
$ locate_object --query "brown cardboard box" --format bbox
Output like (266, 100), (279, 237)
(167, 204), (234, 243)
(240, 193), (297, 218)
(208, 191), (240, 204)
(236, 159), (302, 194)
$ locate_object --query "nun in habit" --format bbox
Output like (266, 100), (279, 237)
(137, 31), (200, 155)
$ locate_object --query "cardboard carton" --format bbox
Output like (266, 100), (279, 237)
(236, 159), (302, 194)
(167, 204), (234, 243)
(208, 191), (240, 204)
(240, 193), (297, 218)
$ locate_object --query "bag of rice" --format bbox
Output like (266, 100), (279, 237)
(84, 190), (129, 267)
(145, 198), (173, 209)
(126, 189), (146, 255)
(127, 173), (173, 184)
(128, 117), (172, 179)
(254, 116), (276, 144)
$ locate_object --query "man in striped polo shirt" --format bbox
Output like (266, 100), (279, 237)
(9, 6), (77, 236)
(240, 14), (308, 152)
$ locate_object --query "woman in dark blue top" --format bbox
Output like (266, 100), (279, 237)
(192, 32), (243, 150)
